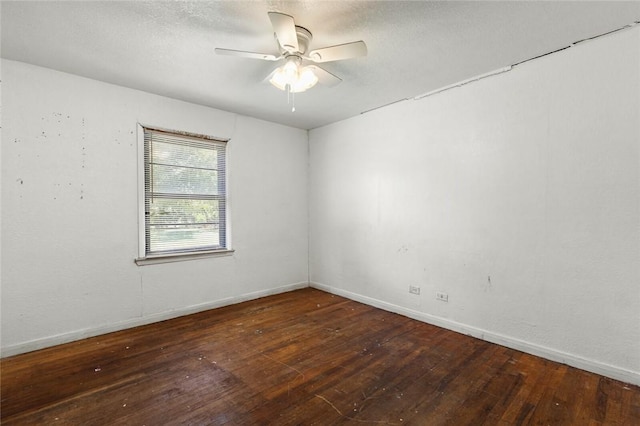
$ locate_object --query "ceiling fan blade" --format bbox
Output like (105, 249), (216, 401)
(308, 41), (367, 63)
(268, 12), (299, 52)
(215, 48), (281, 61)
(308, 65), (342, 87)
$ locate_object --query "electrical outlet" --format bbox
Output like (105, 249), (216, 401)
(409, 285), (421, 295)
(436, 292), (448, 302)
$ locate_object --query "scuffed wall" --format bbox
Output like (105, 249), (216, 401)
(1, 59), (309, 355)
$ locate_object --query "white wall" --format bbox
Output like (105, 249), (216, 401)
(1, 60), (309, 355)
(309, 26), (640, 385)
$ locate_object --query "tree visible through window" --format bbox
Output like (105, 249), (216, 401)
(143, 127), (227, 256)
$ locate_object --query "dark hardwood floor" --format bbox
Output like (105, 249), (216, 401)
(2, 288), (639, 425)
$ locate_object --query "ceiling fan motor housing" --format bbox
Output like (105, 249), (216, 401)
(278, 26), (313, 54)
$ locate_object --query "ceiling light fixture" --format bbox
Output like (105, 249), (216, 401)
(269, 56), (318, 94)
(269, 55), (318, 112)
(217, 12), (368, 113)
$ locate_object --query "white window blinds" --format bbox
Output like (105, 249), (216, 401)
(143, 128), (227, 255)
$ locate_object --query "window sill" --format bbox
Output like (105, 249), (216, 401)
(135, 249), (234, 266)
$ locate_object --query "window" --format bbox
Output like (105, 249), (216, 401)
(137, 126), (230, 263)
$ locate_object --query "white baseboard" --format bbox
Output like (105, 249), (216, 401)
(5, 280), (638, 386)
(310, 281), (640, 387)
(1, 282), (309, 358)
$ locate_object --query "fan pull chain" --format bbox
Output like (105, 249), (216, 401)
(285, 84), (296, 112)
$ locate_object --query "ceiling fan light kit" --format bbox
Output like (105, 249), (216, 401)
(216, 11), (367, 110)
(269, 56), (319, 93)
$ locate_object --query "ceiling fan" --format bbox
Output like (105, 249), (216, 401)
(215, 12), (367, 95)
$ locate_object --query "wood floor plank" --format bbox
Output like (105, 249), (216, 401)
(2, 288), (639, 425)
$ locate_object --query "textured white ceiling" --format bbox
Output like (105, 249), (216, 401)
(2, 1), (639, 129)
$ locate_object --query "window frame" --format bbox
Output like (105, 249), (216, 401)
(135, 124), (233, 265)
